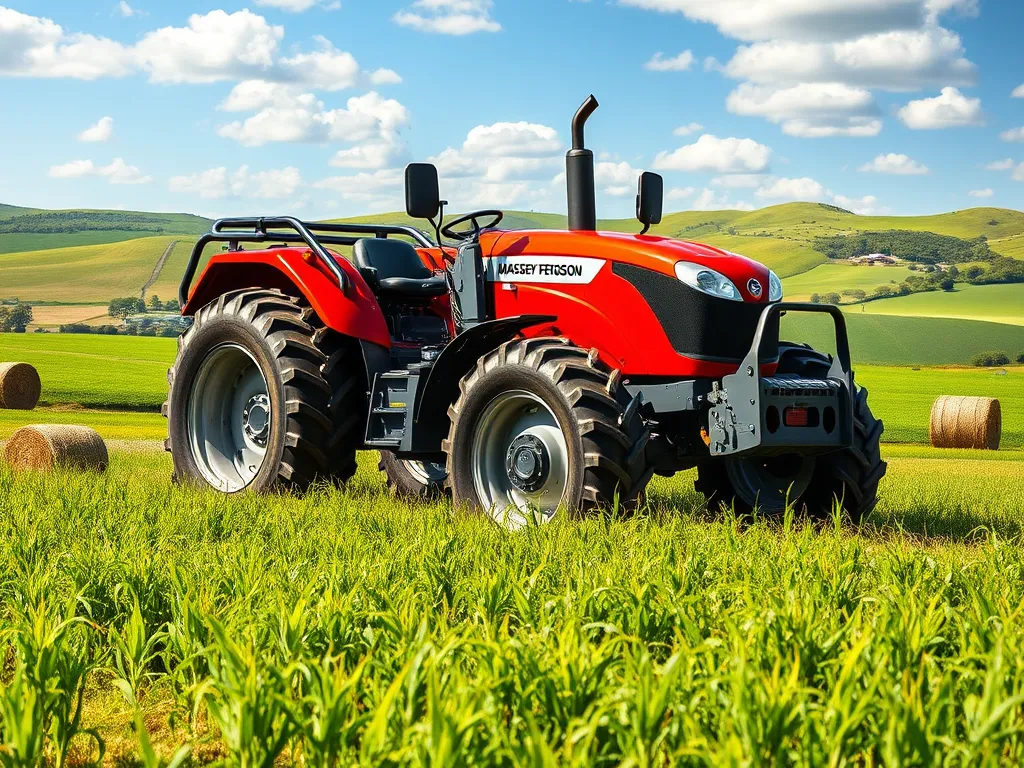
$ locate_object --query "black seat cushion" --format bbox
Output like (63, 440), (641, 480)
(353, 238), (447, 298)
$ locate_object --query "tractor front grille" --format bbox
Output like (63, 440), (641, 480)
(612, 262), (779, 364)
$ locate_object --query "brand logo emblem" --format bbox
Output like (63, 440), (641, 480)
(747, 278), (762, 298)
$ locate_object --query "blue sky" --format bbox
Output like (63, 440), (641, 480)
(1, 0), (1022, 220)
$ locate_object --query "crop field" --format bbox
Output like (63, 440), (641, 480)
(22, 304), (110, 329)
(858, 283), (1024, 326)
(782, 263), (918, 300)
(0, 442), (1022, 765)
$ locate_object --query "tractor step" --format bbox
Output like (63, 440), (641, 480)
(364, 367), (428, 452)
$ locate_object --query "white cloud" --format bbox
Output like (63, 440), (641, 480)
(726, 82), (881, 137)
(169, 165), (302, 199)
(832, 193), (886, 215)
(393, 0), (500, 35)
(968, 188), (993, 198)
(645, 50), (694, 71)
(49, 157), (151, 184)
(858, 153), (930, 175)
(462, 122), (562, 157)
(897, 87), (983, 129)
(1014, 164), (1024, 183)
(117, 1), (139, 18)
(673, 122), (703, 136)
(690, 188), (755, 211)
(217, 90), (410, 147)
(78, 116), (114, 142)
(329, 142), (406, 170)
(254, 0), (319, 12)
(1000, 128), (1024, 143)
(723, 28), (975, 90)
(1013, 84), (1024, 98)
(653, 134), (772, 173)
(667, 186), (696, 200)
(986, 158), (1015, 171)
(0, 8), (399, 90)
(755, 176), (828, 201)
(595, 161), (641, 196)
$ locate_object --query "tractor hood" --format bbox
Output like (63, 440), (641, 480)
(485, 229), (776, 304)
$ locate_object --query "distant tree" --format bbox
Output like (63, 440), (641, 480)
(940, 278), (955, 291)
(149, 294), (162, 310)
(822, 292), (842, 305)
(871, 285), (897, 299)
(163, 298), (180, 313)
(1017, 352), (1024, 364)
(1, 303), (33, 332)
(108, 297), (145, 322)
(897, 283), (912, 296)
(809, 293), (821, 304)
(842, 289), (867, 300)
(971, 351), (1010, 367)
(965, 265), (985, 280)
(946, 265), (960, 279)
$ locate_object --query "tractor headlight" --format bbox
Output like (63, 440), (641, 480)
(674, 261), (741, 302)
(768, 270), (783, 302)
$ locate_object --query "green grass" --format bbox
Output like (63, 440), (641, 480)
(991, 233), (1024, 259)
(782, 312), (1024, 367)
(0, 230), (173, 255)
(858, 283), (1024, 326)
(0, 333), (173, 409)
(1, 446), (1024, 764)
(783, 263), (918, 300)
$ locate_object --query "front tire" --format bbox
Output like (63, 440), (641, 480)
(695, 343), (886, 522)
(164, 289), (362, 492)
(443, 338), (651, 528)
(378, 451), (447, 499)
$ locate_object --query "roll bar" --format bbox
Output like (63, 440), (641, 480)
(178, 216), (435, 307)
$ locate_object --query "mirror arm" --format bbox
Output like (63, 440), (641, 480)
(639, 222), (650, 236)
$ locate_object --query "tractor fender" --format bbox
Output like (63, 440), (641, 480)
(181, 248), (391, 348)
(410, 315), (556, 452)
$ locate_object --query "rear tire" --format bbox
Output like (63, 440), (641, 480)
(163, 289), (363, 492)
(443, 338), (651, 528)
(378, 451), (447, 499)
(695, 343), (886, 522)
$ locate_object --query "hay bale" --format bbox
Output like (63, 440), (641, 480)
(0, 362), (41, 410)
(2, 425), (108, 472)
(929, 395), (1001, 450)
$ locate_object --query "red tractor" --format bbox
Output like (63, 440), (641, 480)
(166, 96), (885, 527)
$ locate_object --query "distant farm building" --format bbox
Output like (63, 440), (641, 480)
(849, 253), (897, 265)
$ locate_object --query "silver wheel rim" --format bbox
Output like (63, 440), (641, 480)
(187, 343), (271, 492)
(470, 390), (569, 529)
(403, 460), (447, 486)
(725, 454), (815, 513)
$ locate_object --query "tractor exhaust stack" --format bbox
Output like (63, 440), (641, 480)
(566, 95), (598, 231)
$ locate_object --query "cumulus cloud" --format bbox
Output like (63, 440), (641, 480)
(832, 193), (886, 215)
(595, 161), (641, 196)
(117, 2), (139, 18)
(78, 116), (114, 142)
(986, 159), (1015, 171)
(1013, 84), (1024, 98)
(755, 176), (828, 201)
(653, 134), (772, 174)
(897, 87), (983, 129)
(673, 122), (703, 136)
(49, 157), (151, 184)
(667, 186), (696, 200)
(393, 0), (500, 35)
(968, 188), (993, 198)
(645, 50), (694, 71)
(1000, 127), (1024, 143)
(690, 188), (755, 211)
(169, 165), (302, 199)
(1014, 164), (1024, 182)
(858, 153), (930, 175)
(0, 7), (399, 89)
(726, 82), (881, 137)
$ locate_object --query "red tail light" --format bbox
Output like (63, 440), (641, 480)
(784, 407), (809, 427)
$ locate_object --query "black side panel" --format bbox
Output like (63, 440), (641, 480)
(612, 262), (779, 363)
(409, 315), (555, 452)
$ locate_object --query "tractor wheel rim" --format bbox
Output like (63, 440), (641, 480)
(470, 390), (569, 529)
(725, 453), (815, 513)
(187, 343), (270, 492)
(403, 460), (447, 486)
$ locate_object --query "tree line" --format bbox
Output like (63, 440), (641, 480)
(812, 230), (994, 264)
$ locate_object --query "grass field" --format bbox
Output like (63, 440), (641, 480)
(858, 283), (1024, 326)
(782, 312), (1024, 367)
(782, 263), (917, 300)
(0, 236), (185, 302)
(0, 444), (1023, 764)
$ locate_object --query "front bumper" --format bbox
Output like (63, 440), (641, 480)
(706, 302), (855, 457)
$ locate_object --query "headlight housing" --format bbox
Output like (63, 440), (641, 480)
(768, 270), (783, 302)
(674, 261), (741, 302)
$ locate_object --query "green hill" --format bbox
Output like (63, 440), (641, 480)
(856, 283), (1024, 326)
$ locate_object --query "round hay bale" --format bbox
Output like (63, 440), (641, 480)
(2, 425), (108, 472)
(0, 362), (41, 410)
(929, 395), (1001, 450)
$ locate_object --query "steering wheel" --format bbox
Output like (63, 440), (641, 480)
(440, 210), (503, 242)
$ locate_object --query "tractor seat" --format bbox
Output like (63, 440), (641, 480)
(353, 238), (448, 299)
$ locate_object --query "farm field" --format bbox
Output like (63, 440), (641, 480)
(1, 444), (1023, 764)
(22, 303), (110, 329)
(782, 263), (917, 300)
(857, 283), (1024, 326)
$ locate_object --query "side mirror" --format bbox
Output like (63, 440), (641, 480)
(405, 163), (440, 220)
(636, 171), (663, 235)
